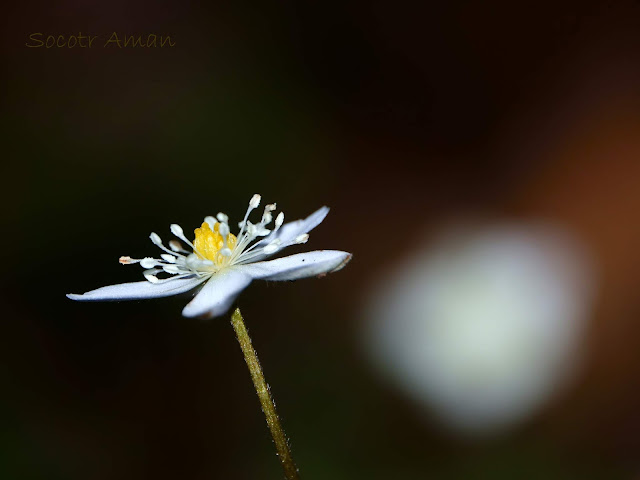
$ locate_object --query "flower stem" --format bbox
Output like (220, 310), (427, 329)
(230, 308), (300, 480)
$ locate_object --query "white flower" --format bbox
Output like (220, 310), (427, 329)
(68, 194), (352, 318)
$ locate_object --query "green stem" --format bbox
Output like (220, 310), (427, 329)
(230, 308), (300, 480)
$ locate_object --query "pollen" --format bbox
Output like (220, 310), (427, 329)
(193, 222), (237, 265)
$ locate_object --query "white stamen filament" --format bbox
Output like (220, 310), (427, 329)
(204, 216), (217, 230)
(219, 222), (231, 251)
(275, 212), (284, 229)
(150, 232), (162, 246)
(185, 254), (214, 271)
(263, 241), (280, 255)
(151, 233), (187, 258)
(162, 264), (181, 274)
(127, 195), (301, 283)
(144, 270), (160, 283)
(140, 257), (159, 269)
(237, 194), (261, 240)
(261, 203), (276, 225)
(171, 223), (206, 258)
(170, 224), (189, 244)
(169, 240), (189, 254)
(295, 234), (309, 244)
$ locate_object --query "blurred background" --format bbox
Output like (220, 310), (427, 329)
(2, 1), (640, 478)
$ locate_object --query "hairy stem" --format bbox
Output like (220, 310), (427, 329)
(230, 308), (300, 480)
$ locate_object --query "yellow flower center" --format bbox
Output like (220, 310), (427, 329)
(193, 222), (237, 266)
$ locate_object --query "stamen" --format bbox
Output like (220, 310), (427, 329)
(169, 240), (189, 254)
(135, 196), (302, 276)
(204, 216), (217, 230)
(275, 212), (284, 229)
(143, 269), (160, 283)
(151, 232), (185, 257)
(170, 223), (203, 256)
(150, 232), (163, 246)
(146, 273), (199, 284)
(261, 204), (276, 225)
(186, 254), (214, 270)
(241, 212), (285, 258)
(170, 224), (187, 242)
(237, 194), (261, 239)
(140, 257), (159, 269)
(219, 222), (231, 253)
(231, 208), (284, 262)
(295, 234), (309, 244)
(263, 239), (282, 254)
(162, 264), (181, 274)
(255, 225), (271, 236)
(245, 221), (269, 238)
(185, 254), (199, 269)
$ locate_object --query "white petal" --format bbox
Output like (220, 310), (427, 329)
(181, 269), (253, 318)
(252, 206), (330, 260)
(272, 206), (329, 245)
(67, 276), (205, 302)
(241, 250), (352, 281)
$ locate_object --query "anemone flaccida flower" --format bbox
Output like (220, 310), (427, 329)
(67, 194), (352, 318)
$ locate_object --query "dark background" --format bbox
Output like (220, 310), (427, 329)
(3, 1), (640, 478)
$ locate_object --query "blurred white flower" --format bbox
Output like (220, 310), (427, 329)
(68, 194), (351, 318)
(362, 223), (594, 435)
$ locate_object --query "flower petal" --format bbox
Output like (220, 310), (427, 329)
(67, 276), (205, 302)
(240, 250), (352, 281)
(251, 206), (330, 260)
(181, 269), (253, 318)
(273, 206), (329, 244)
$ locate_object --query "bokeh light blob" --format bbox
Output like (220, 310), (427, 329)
(363, 222), (595, 435)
